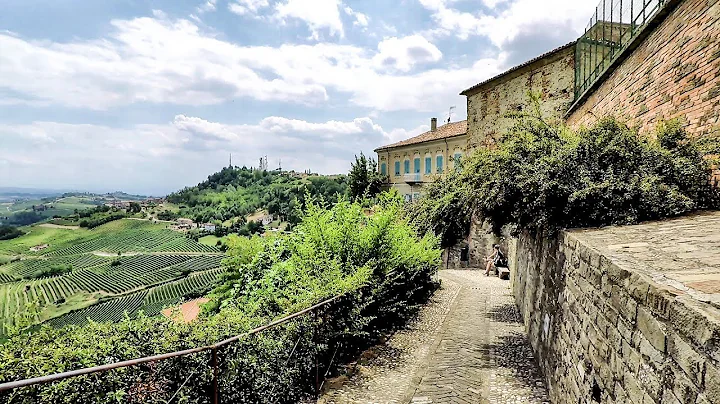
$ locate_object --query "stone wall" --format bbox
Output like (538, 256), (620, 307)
(511, 216), (720, 403)
(443, 215), (503, 269)
(566, 0), (720, 142)
(465, 46), (574, 149)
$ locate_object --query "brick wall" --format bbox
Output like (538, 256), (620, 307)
(465, 48), (575, 149)
(566, 0), (720, 142)
(510, 230), (720, 403)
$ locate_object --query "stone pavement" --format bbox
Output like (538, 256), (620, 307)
(319, 270), (548, 404)
(571, 211), (720, 308)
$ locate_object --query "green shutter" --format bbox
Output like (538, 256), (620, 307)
(436, 155), (443, 173)
(413, 158), (420, 173)
(394, 161), (400, 175)
(425, 157), (431, 174)
(380, 163), (387, 175)
(404, 160), (410, 174)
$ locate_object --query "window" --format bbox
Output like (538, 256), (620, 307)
(413, 158), (420, 173)
(394, 161), (400, 176)
(454, 153), (462, 171)
(436, 155), (443, 173)
(380, 162), (387, 176)
(425, 157), (432, 174)
(404, 159), (410, 174)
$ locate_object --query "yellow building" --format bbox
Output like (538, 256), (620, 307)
(374, 118), (467, 201)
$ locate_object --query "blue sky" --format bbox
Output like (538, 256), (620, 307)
(0, 0), (597, 195)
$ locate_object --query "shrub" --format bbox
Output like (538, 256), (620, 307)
(0, 195), (440, 403)
(409, 100), (720, 242)
(0, 225), (24, 241)
(28, 264), (73, 279)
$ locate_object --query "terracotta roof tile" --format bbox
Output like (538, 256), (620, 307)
(375, 120), (467, 152)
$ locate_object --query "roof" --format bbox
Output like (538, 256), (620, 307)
(460, 41), (576, 96)
(374, 120), (467, 152)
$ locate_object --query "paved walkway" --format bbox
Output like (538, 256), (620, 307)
(320, 270), (549, 404)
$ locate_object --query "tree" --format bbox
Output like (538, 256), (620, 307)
(0, 225), (24, 240)
(127, 202), (141, 214)
(349, 153), (386, 201)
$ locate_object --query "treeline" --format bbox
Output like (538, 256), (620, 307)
(0, 225), (24, 241)
(2, 211), (44, 226)
(79, 212), (127, 229)
(167, 167), (349, 226)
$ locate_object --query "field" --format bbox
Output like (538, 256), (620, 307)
(1, 196), (102, 226)
(0, 219), (226, 335)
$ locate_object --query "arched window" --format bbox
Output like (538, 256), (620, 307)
(424, 156), (432, 174)
(404, 159), (410, 174)
(436, 155), (444, 173)
(413, 157), (421, 173)
(394, 161), (400, 176)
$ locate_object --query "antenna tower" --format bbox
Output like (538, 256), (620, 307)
(447, 106), (456, 123)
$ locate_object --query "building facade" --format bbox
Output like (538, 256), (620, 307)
(461, 43), (576, 148)
(374, 119), (467, 201)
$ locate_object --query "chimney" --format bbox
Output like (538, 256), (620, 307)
(431, 117), (437, 132)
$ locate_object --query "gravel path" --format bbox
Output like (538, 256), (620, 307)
(319, 270), (549, 404)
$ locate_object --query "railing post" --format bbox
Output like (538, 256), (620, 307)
(314, 311), (319, 398)
(212, 347), (219, 404)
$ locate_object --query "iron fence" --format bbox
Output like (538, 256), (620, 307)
(0, 295), (350, 404)
(575, 0), (667, 99)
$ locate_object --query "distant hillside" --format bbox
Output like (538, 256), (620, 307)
(167, 167), (348, 226)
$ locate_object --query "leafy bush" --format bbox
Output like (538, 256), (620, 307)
(27, 263), (73, 279)
(0, 195), (440, 403)
(0, 225), (24, 241)
(409, 102), (719, 242)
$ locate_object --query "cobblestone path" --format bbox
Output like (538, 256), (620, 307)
(410, 271), (549, 404)
(320, 270), (549, 404)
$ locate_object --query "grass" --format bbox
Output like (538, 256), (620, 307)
(2, 196), (103, 226)
(0, 226), (89, 256)
(198, 235), (223, 247)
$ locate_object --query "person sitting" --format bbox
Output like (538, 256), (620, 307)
(484, 244), (506, 276)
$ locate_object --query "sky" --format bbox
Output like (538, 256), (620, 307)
(0, 0), (598, 196)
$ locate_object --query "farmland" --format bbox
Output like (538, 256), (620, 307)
(0, 219), (226, 336)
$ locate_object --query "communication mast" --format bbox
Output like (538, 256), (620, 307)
(447, 106), (456, 123)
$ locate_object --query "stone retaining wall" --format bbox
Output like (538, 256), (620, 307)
(511, 228), (720, 403)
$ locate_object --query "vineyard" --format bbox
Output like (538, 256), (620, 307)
(0, 219), (227, 336)
(49, 268), (225, 327)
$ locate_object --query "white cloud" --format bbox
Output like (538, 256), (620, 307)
(0, 114), (420, 193)
(373, 35), (442, 72)
(343, 6), (369, 28)
(0, 15), (502, 113)
(228, 0), (270, 15)
(197, 0), (217, 13)
(418, 0), (596, 45)
(274, 0), (344, 39)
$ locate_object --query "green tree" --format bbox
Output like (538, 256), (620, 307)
(349, 153), (386, 201)
(127, 202), (141, 213)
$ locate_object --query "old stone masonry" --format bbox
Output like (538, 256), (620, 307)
(320, 270), (549, 404)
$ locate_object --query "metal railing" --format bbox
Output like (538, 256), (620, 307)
(575, 0), (667, 99)
(403, 173), (422, 183)
(0, 295), (345, 404)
